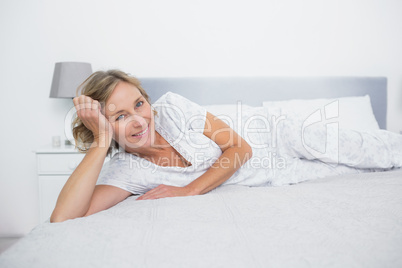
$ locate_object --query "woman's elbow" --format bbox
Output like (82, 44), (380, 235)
(50, 214), (66, 223)
(242, 141), (253, 160)
(234, 142), (252, 165)
(49, 211), (87, 223)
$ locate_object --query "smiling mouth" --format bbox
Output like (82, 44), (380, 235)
(132, 125), (149, 137)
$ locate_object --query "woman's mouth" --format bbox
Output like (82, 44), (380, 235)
(132, 125), (149, 138)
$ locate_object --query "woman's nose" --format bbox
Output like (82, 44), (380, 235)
(127, 114), (147, 127)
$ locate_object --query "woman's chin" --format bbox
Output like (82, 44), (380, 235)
(123, 135), (153, 150)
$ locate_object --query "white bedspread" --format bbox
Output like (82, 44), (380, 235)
(1, 169), (402, 268)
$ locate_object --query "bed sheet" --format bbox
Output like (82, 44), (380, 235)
(1, 168), (402, 268)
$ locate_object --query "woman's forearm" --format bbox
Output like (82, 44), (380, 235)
(50, 138), (110, 222)
(186, 145), (253, 195)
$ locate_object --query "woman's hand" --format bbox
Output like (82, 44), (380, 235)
(73, 95), (113, 145)
(136, 185), (198, 201)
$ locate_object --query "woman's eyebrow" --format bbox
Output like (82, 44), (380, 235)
(110, 96), (142, 116)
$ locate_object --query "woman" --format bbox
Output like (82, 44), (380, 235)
(50, 70), (254, 223)
(50, 70), (402, 223)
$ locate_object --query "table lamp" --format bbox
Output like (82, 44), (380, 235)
(49, 62), (92, 146)
(50, 62), (93, 98)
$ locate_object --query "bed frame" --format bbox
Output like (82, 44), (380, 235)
(141, 76), (387, 129)
(2, 76), (400, 268)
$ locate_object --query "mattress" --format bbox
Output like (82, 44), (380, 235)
(1, 168), (402, 268)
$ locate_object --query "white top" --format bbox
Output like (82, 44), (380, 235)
(97, 91), (401, 193)
(97, 92), (272, 195)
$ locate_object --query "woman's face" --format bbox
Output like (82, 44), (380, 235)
(104, 81), (155, 151)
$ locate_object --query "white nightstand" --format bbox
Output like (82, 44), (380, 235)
(35, 145), (85, 223)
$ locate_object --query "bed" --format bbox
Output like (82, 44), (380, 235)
(1, 76), (401, 268)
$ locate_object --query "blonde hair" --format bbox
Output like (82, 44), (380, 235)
(72, 70), (154, 155)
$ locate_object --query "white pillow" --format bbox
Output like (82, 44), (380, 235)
(262, 95), (380, 131)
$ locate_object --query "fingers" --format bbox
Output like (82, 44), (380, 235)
(137, 185), (167, 200)
(73, 96), (101, 120)
(73, 96), (114, 139)
(92, 100), (99, 111)
(73, 96), (98, 111)
(136, 185), (191, 201)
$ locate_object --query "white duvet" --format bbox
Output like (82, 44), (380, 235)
(1, 168), (402, 268)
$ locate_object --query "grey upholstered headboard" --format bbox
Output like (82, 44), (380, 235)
(140, 77), (387, 129)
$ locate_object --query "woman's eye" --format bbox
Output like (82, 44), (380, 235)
(116, 114), (125, 121)
(136, 101), (144, 108)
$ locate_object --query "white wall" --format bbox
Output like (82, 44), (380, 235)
(1, 0), (401, 236)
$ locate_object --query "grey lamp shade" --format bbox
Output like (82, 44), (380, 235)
(49, 62), (93, 98)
